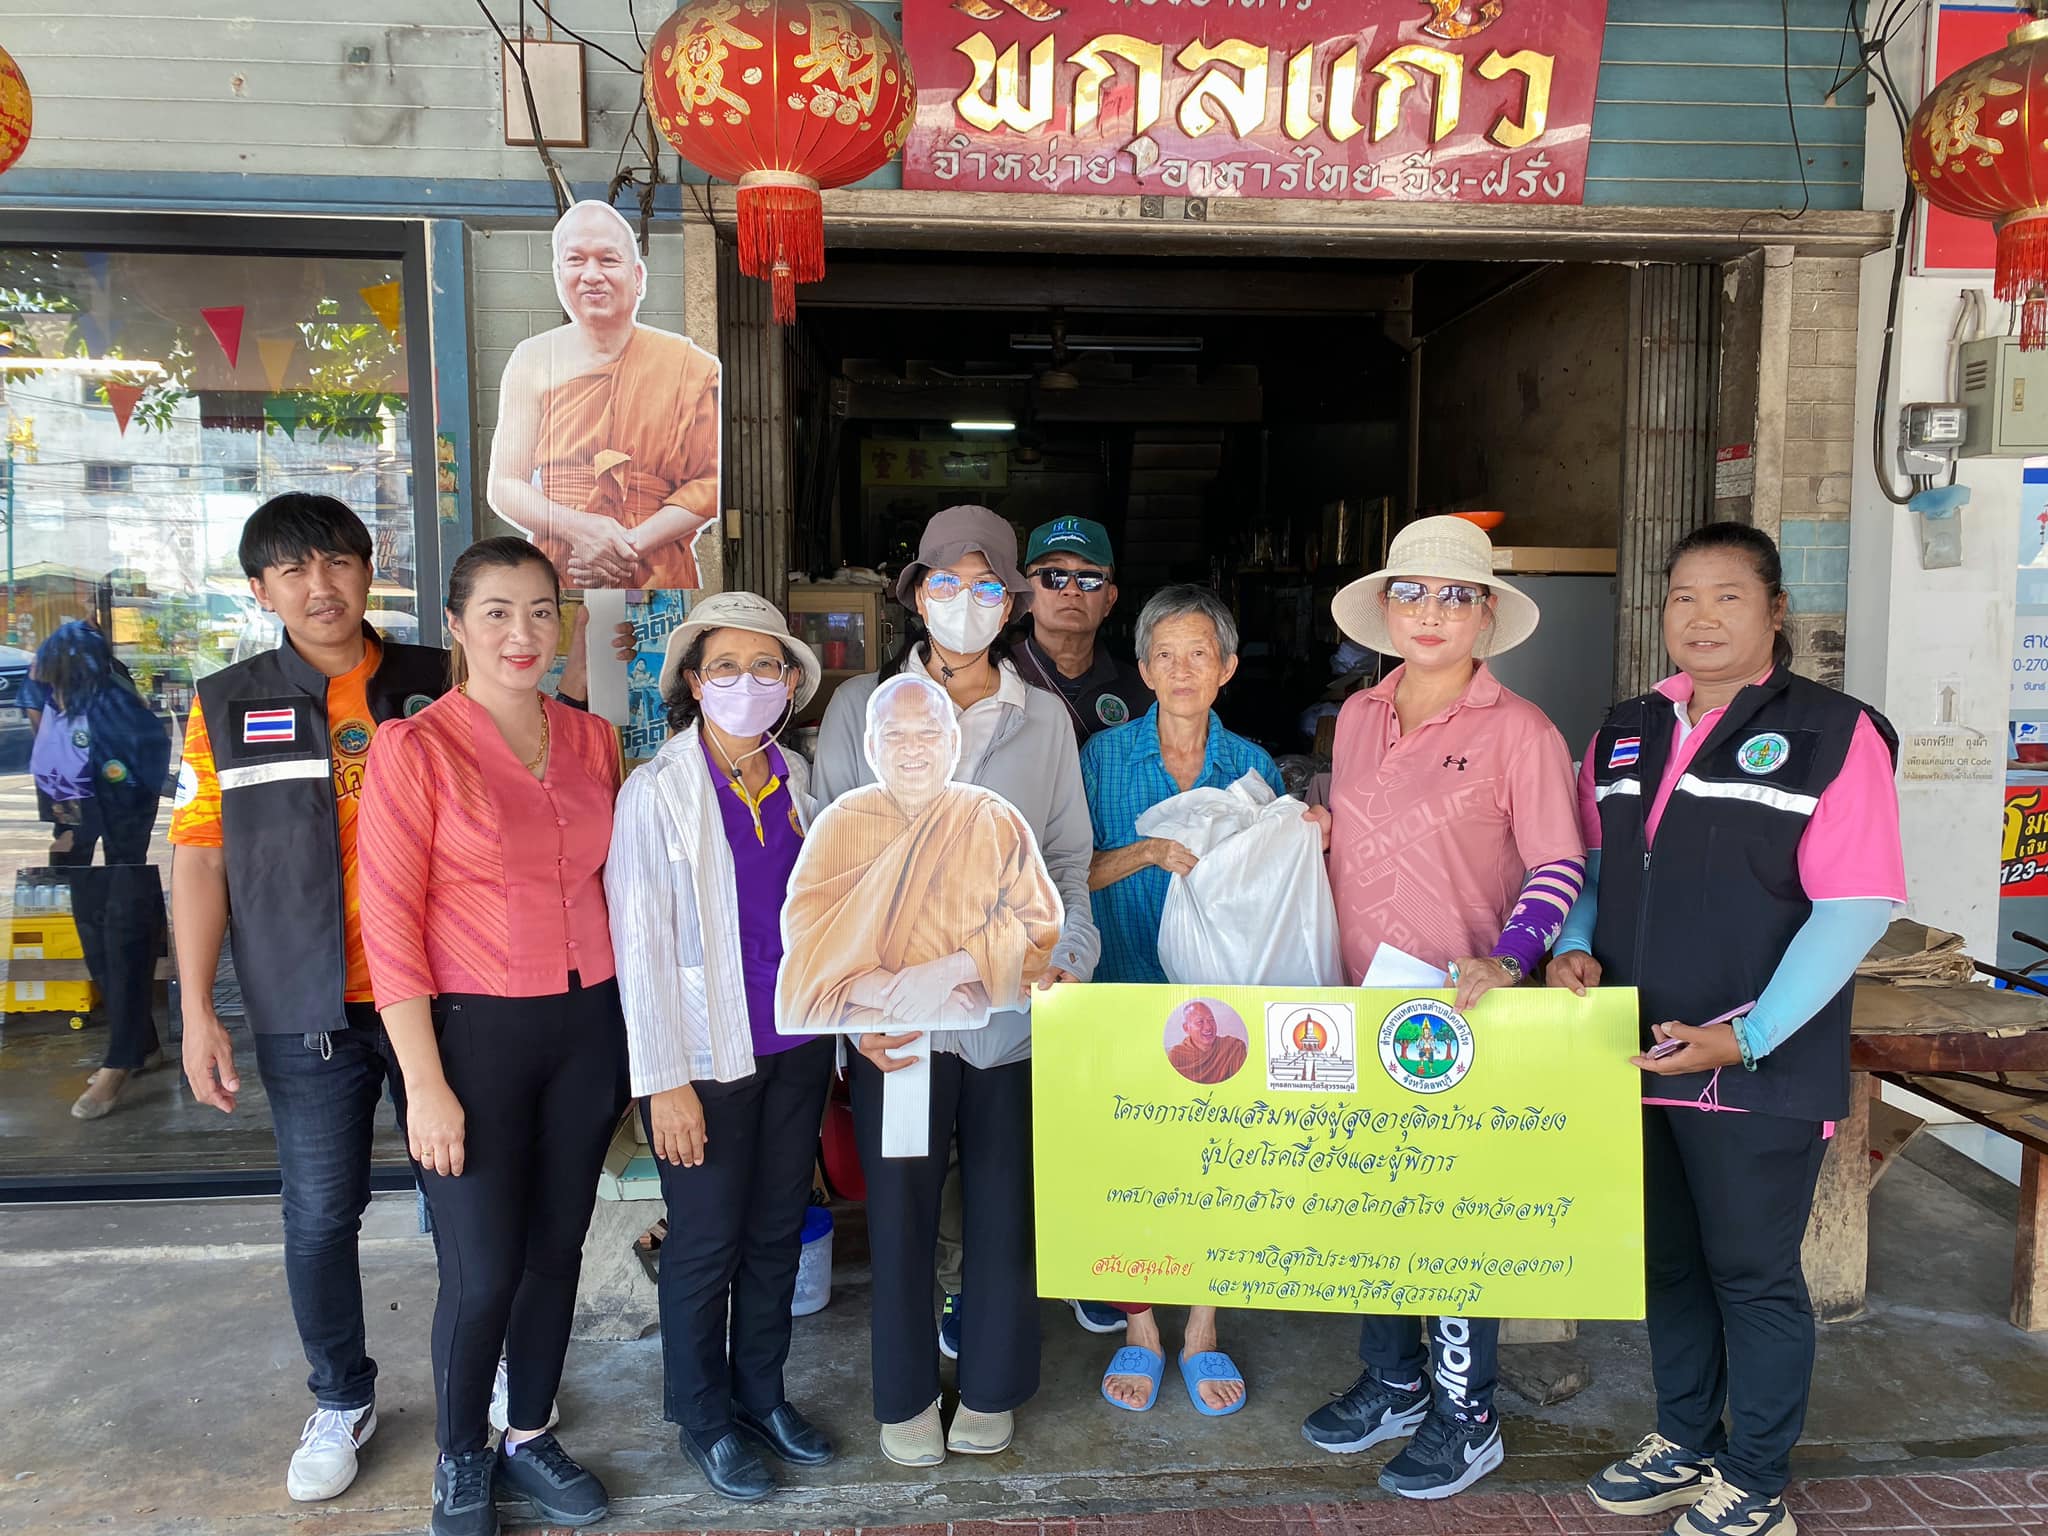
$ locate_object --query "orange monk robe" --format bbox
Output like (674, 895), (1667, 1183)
(1168, 1033), (1248, 1084)
(532, 327), (720, 589)
(777, 782), (1063, 1034)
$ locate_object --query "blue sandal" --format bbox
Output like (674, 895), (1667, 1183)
(1101, 1345), (1166, 1412)
(1179, 1350), (1247, 1416)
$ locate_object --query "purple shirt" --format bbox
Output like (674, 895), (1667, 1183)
(702, 736), (806, 1060)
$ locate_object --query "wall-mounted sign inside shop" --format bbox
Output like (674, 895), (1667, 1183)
(902, 0), (1608, 202)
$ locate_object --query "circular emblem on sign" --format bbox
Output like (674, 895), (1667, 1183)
(1095, 694), (1130, 727)
(70, 726), (90, 749)
(101, 759), (128, 785)
(1738, 732), (1790, 776)
(1378, 998), (1475, 1096)
(334, 720), (372, 758)
(403, 693), (435, 717)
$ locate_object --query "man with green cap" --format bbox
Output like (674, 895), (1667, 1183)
(1015, 517), (1152, 742)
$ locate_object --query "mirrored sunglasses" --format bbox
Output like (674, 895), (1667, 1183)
(925, 571), (1011, 607)
(1385, 580), (1488, 609)
(1034, 568), (1109, 593)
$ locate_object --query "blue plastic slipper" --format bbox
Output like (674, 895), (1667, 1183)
(1179, 1350), (1247, 1416)
(1101, 1345), (1166, 1412)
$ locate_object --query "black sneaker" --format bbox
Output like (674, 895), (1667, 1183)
(494, 1432), (609, 1527)
(937, 1293), (963, 1361)
(1588, 1433), (1717, 1516)
(1376, 1406), (1504, 1501)
(1301, 1369), (1431, 1454)
(431, 1449), (499, 1536)
(1672, 1473), (1797, 1536)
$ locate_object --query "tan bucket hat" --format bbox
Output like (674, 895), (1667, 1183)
(658, 590), (823, 709)
(1331, 515), (1540, 659)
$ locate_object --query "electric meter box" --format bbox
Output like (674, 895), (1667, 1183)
(1958, 336), (2048, 456)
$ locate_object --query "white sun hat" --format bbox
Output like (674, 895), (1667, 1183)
(658, 590), (823, 709)
(1330, 515), (1541, 659)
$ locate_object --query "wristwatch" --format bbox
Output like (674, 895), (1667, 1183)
(1493, 954), (1525, 985)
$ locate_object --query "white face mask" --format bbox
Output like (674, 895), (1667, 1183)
(925, 594), (1006, 657)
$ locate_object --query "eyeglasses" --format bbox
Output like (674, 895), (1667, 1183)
(1385, 580), (1488, 609)
(697, 657), (793, 687)
(924, 571), (1010, 608)
(1034, 568), (1109, 593)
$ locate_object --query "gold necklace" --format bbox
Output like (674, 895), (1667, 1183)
(460, 684), (550, 774)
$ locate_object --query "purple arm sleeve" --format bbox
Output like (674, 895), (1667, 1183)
(1490, 857), (1587, 975)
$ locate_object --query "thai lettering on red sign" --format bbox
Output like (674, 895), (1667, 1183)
(903, 0), (1611, 202)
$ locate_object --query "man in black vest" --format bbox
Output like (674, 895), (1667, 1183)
(1014, 517), (1152, 742)
(171, 496), (596, 1505)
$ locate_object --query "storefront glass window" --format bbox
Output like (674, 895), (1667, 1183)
(0, 244), (419, 1191)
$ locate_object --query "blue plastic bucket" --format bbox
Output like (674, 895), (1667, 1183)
(792, 1205), (833, 1317)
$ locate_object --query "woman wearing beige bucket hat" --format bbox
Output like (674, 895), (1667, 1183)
(603, 591), (838, 1503)
(1300, 514), (1584, 1500)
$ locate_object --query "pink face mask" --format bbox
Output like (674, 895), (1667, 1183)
(698, 674), (789, 740)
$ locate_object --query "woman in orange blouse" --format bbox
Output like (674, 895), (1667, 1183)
(359, 537), (626, 1536)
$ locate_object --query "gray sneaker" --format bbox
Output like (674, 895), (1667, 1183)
(1587, 1433), (1717, 1516)
(494, 1433), (609, 1527)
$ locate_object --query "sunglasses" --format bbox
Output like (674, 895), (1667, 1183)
(1034, 568), (1109, 593)
(1385, 580), (1489, 610)
(924, 571), (1011, 608)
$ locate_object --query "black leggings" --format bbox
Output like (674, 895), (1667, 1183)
(51, 796), (165, 1072)
(417, 977), (629, 1454)
(849, 1049), (1038, 1423)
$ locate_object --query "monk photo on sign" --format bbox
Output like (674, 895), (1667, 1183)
(1163, 998), (1248, 1085)
(776, 674), (1063, 1037)
(487, 199), (720, 590)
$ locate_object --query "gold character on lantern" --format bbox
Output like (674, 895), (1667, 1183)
(1921, 56), (2022, 174)
(663, 0), (766, 119)
(798, 3), (884, 116)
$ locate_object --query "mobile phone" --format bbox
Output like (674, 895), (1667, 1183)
(1647, 1037), (1686, 1060)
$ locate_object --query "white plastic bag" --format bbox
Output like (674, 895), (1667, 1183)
(1135, 770), (1343, 987)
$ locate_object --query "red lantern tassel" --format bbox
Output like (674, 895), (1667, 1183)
(736, 174), (824, 327)
(1996, 212), (2048, 349)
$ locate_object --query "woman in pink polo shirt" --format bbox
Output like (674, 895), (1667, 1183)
(1300, 514), (1584, 1501)
(359, 537), (627, 1536)
(1551, 522), (1902, 1536)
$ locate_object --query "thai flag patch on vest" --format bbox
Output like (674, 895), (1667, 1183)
(242, 707), (297, 745)
(1608, 735), (1641, 769)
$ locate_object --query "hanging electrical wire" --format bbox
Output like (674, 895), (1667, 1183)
(476, 0), (574, 216)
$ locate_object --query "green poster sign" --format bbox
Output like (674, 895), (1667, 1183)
(1032, 984), (1647, 1320)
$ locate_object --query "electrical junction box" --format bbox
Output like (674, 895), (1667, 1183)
(1958, 336), (2048, 456)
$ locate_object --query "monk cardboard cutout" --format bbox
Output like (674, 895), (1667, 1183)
(1164, 998), (1249, 1085)
(776, 674), (1061, 1153)
(486, 200), (720, 592)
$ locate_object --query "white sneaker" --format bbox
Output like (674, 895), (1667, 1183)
(488, 1356), (561, 1435)
(286, 1404), (376, 1502)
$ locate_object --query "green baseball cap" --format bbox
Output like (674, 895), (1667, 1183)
(1025, 516), (1115, 568)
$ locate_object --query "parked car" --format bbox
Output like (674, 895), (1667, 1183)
(0, 644), (35, 771)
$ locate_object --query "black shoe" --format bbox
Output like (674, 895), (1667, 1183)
(1377, 1406), (1505, 1501)
(680, 1427), (776, 1502)
(1671, 1473), (1797, 1536)
(493, 1432), (609, 1527)
(735, 1401), (836, 1467)
(937, 1292), (963, 1361)
(431, 1450), (500, 1536)
(1301, 1369), (1432, 1454)
(1587, 1433), (1717, 1516)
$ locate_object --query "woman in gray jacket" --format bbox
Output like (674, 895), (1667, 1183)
(809, 504), (1099, 1469)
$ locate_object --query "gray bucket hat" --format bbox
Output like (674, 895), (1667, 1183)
(893, 504), (1033, 608)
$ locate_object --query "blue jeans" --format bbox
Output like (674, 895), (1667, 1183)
(251, 1006), (407, 1413)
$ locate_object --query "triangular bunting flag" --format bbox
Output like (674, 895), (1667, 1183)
(264, 394), (305, 439)
(257, 335), (296, 392)
(104, 382), (144, 436)
(21, 315), (71, 355)
(200, 306), (245, 369)
(358, 281), (402, 335)
(77, 311), (108, 356)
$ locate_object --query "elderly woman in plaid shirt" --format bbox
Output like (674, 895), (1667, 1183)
(1078, 584), (1285, 1418)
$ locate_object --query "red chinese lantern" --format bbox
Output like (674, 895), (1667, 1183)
(644, 0), (914, 324)
(0, 44), (30, 178)
(1907, 17), (2048, 347)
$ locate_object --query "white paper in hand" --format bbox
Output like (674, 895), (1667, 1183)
(1361, 943), (1449, 989)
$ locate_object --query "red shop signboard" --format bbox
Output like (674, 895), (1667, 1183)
(902, 0), (1611, 202)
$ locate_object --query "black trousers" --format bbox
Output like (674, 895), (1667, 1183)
(417, 978), (629, 1454)
(51, 796), (165, 1071)
(647, 1036), (834, 1441)
(849, 1050), (1037, 1423)
(1644, 1105), (1827, 1496)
